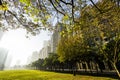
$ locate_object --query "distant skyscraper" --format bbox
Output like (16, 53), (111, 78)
(31, 51), (39, 62)
(39, 40), (51, 59)
(27, 51), (39, 64)
(39, 23), (63, 59)
(51, 23), (63, 53)
(0, 48), (8, 70)
(0, 31), (6, 70)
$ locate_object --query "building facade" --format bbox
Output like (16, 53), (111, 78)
(39, 23), (63, 59)
(39, 40), (51, 59)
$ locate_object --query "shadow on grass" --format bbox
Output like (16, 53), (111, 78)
(45, 70), (119, 79)
(76, 71), (119, 79)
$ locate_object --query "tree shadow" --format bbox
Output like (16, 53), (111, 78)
(47, 70), (119, 79)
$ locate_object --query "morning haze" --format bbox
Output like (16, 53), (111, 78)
(0, 0), (119, 79)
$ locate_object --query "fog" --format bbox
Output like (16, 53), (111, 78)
(0, 47), (9, 70)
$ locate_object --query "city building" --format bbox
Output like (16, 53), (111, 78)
(0, 48), (8, 70)
(39, 23), (63, 59)
(29, 23), (63, 60)
(50, 23), (63, 53)
(29, 51), (39, 62)
(39, 40), (51, 59)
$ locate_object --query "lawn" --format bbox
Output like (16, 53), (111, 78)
(0, 70), (118, 80)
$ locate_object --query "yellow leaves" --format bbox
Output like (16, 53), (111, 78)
(60, 31), (66, 37)
(0, 4), (8, 11)
(92, 18), (99, 26)
(100, 31), (104, 39)
(45, 15), (51, 19)
(62, 15), (69, 22)
(33, 18), (39, 22)
(24, 6), (40, 22)
(20, 0), (31, 6)
(57, 33), (84, 62)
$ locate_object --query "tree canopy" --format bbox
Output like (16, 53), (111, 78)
(57, 0), (120, 77)
(0, 0), (119, 35)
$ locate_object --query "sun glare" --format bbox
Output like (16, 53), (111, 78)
(0, 29), (50, 67)
(0, 29), (30, 66)
(0, 30), (27, 50)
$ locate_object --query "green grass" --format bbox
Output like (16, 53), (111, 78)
(0, 70), (117, 80)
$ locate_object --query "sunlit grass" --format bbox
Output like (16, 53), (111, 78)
(0, 70), (117, 80)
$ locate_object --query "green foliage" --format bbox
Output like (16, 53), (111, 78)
(31, 53), (61, 70)
(103, 39), (120, 62)
(57, 1), (120, 77)
(57, 32), (84, 62)
(31, 59), (44, 69)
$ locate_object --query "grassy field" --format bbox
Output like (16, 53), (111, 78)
(0, 70), (118, 80)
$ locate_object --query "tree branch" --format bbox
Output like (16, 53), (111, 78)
(60, 0), (72, 5)
(49, 0), (65, 15)
(7, 10), (30, 28)
(4, 10), (10, 24)
(55, 0), (65, 12)
(37, 0), (42, 10)
(7, 10), (23, 25)
(90, 0), (102, 13)
(71, 0), (74, 22)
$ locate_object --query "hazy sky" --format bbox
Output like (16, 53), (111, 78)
(0, 28), (50, 66)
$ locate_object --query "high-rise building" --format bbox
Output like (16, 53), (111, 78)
(39, 40), (51, 59)
(51, 30), (59, 53)
(0, 48), (8, 70)
(39, 23), (63, 59)
(0, 31), (7, 70)
(50, 23), (63, 53)
(30, 51), (39, 62)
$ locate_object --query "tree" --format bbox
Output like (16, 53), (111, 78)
(58, 0), (120, 77)
(0, 0), (119, 34)
(31, 59), (44, 69)
(79, 0), (120, 77)
(43, 53), (61, 70)
(103, 37), (120, 77)
(57, 29), (85, 67)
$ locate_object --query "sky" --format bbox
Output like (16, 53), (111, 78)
(0, 28), (50, 67)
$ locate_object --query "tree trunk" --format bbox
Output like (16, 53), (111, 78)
(112, 63), (120, 78)
(90, 61), (93, 74)
(95, 63), (99, 74)
(80, 63), (83, 69)
(77, 62), (80, 70)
